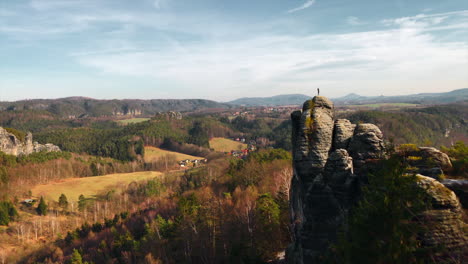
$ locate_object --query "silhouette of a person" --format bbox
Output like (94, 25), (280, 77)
(317, 88), (320, 96)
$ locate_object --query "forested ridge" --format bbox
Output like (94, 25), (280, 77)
(34, 116), (235, 161)
(339, 103), (467, 146)
(0, 98), (232, 118)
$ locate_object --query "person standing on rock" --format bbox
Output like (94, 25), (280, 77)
(317, 88), (320, 96)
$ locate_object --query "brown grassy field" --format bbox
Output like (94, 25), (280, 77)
(117, 118), (150, 125)
(31, 171), (162, 202)
(209, 137), (247, 152)
(144, 146), (203, 162)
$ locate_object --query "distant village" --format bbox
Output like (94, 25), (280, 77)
(227, 106), (299, 119)
(178, 158), (207, 168)
(178, 138), (257, 168)
(226, 138), (257, 159)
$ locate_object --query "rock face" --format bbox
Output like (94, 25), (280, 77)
(405, 146), (453, 180)
(287, 96), (467, 263)
(348, 123), (384, 170)
(288, 96), (384, 263)
(418, 147), (452, 170)
(332, 119), (355, 150)
(289, 97), (337, 263)
(416, 175), (468, 254)
(291, 97), (334, 184)
(0, 127), (60, 156)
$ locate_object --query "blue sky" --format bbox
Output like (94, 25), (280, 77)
(0, 0), (467, 101)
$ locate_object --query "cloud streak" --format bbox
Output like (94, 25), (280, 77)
(153, 0), (164, 9)
(1, 1), (467, 100)
(74, 10), (468, 99)
(346, 16), (365, 25)
(30, 0), (92, 11)
(288, 0), (316, 13)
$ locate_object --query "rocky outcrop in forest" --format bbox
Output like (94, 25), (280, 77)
(287, 96), (467, 263)
(0, 127), (60, 156)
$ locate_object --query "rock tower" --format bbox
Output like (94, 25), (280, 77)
(287, 96), (467, 263)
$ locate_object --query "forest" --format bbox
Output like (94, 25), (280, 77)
(2, 0), (467, 261)
(0, 100), (466, 263)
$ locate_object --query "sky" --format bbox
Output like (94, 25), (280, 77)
(0, 0), (467, 101)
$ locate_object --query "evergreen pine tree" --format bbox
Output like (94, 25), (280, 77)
(78, 194), (86, 212)
(188, 121), (210, 148)
(329, 157), (431, 263)
(36, 196), (47, 216)
(69, 249), (83, 264)
(58, 193), (69, 209)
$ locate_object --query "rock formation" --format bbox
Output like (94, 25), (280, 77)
(0, 127), (60, 156)
(404, 146), (453, 180)
(332, 119), (355, 150)
(287, 96), (467, 263)
(154, 111), (183, 120)
(416, 175), (468, 254)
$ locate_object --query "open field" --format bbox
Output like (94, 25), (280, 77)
(31, 171), (161, 202)
(144, 146), (203, 162)
(209, 137), (247, 152)
(117, 118), (150, 124)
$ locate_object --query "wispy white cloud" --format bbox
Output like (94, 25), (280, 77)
(70, 47), (140, 57)
(287, 0), (316, 14)
(381, 10), (468, 27)
(1, 1), (467, 100)
(0, 24), (84, 35)
(74, 10), (468, 99)
(153, 0), (164, 9)
(346, 16), (365, 26)
(30, 0), (89, 11)
(0, 10), (142, 37)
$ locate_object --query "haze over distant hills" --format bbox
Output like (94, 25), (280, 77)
(227, 88), (468, 106)
(333, 88), (468, 105)
(227, 94), (312, 106)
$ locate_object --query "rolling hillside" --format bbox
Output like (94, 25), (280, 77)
(144, 146), (203, 162)
(0, 97), (232, 118)
(209, 137), (248, 152)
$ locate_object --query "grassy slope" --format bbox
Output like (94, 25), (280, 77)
(31, 171), (161, 202)
(209, 137), (247, 152)
(144, 146), (203, 162)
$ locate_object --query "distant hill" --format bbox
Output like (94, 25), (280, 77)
(333, 88), (468, 105)
(0, 97), (232, 118)
(1, 89), (465, 117)
(228, 94), (311, 106)
(227, 89), (468, 106)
